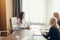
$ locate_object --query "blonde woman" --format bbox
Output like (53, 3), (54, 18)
(42, 18), (60, 40)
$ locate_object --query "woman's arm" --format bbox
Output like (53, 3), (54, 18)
(17, 18), (21, 26)
(42, 27), (54, 39)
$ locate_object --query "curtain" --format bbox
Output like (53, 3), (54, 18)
(13, 0), (22, 17)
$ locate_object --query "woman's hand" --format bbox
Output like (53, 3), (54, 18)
(26, 26), (30, 30)
(41, 32), (45, 35)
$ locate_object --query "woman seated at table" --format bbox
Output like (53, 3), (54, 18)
(41, 17), (60, 40)
(17, 11), (30, 30)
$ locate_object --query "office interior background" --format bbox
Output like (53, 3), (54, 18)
(0, 0), (60, 40)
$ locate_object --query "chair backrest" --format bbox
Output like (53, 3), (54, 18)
(10, 17), (17, 30)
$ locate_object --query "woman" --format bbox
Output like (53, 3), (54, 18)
(17, 12), (24, 26)
(17, 12), (30, 30)
(42, 18), (60, 40)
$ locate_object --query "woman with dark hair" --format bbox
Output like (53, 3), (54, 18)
(41, 18), (60, 40)
(17, 12), (30, 30)
(17, 12), (24, 25)
(19, 12), (24, 20)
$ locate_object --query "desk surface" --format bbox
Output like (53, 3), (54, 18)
(2, 30), (32, 40)
(3, 30), (27, 40)
(2, 25), (49, 40)
(2, 29), (47, 40)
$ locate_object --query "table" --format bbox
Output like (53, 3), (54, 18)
(2, 29), (47, 40)
(2, 29), (33, 40)
(2, 25), (49, 40)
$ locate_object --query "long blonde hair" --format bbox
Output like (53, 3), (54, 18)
(50, 17), (59, 28)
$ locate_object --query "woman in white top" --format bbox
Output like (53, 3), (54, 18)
(17, 12), (30, 29)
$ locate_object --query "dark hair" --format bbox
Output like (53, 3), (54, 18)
(18, 12), (24, 20)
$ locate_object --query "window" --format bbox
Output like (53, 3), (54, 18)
(22, 0), (47, 25)
(22, 0), (60, 25)
(53, 0), (60, 12)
